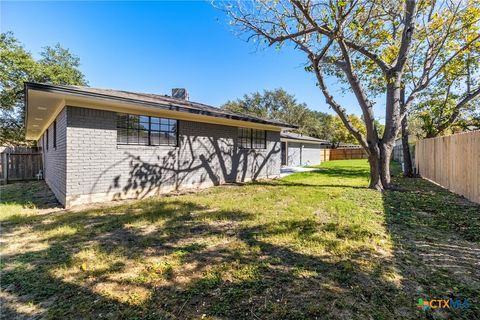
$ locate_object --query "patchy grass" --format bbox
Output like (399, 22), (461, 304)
(1, 160), (479, 319)
(0, 181), (61, 222)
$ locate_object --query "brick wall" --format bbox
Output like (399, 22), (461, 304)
(38, 108), (67, 205)
(64, 106), (281, 206)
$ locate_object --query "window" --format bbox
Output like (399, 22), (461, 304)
(252, 129), (266, 149)
(46, 129), (49, 151)
(53, 120), (57, 149)
(116, 113), (177, 146)
(238, 128), (266, 149)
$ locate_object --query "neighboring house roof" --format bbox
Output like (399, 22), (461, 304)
(280, 131), (330, 144)
(24, 82), (297, 140)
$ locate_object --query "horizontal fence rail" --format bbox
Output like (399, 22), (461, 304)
(415, 130), (480, 203)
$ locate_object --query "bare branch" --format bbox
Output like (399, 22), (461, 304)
(310, 56), (369, 150)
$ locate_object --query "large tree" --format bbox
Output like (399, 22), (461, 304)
(0, 32), (87, 146)
(223, 88), (329, 138)
(220, 0), (480, 190)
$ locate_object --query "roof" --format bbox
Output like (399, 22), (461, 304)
(25, 82), (296, 130)
(280, 131), (329, 144)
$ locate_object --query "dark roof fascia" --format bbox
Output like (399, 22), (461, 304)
(283, 138), (331, 144)
(25, 82), (298, 129)
(280, 133), (329, 143)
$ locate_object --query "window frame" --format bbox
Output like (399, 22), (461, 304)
(46, 129), (49, 151)
(238, 128), (267, 149)
(53, 120), (57, 149)
(116, 113), (178, 147)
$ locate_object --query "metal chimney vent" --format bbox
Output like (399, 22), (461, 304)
(171, 88), (189, 100)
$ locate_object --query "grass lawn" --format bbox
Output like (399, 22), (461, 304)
(1, 160), (479, 319)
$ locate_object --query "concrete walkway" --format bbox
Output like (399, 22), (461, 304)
(280, 166), (323, 178)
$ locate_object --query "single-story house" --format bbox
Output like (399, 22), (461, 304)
(280, 132), (329, 167)
(24, 82), (296, 207)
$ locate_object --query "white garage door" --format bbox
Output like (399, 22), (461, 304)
(287, 143), (302, 166)
(287, 143), (322, 166)
(302, 144), (322, 166)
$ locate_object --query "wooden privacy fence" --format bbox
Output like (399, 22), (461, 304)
(320, 148), (369, 161)
(415, 130), (480, 203)
(320, 148), (331, 162)
(0, 147), (43, 184)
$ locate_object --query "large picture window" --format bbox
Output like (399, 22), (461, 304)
(117, 113), (177, 146)
(238, 128), (266, 149)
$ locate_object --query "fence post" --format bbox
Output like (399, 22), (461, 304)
(3, 153), (8, 184)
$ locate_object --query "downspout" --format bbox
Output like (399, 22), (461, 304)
(286, 141), (288, 166)
(300, 144), (303, 166)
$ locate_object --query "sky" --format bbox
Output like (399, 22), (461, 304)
(1, 1), (366, 116)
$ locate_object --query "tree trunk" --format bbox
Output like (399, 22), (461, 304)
(401, 117), (414, 177)
(367, 146), (383, 190)
(379, 143), (393, 187)
(400, 89), (414, 177)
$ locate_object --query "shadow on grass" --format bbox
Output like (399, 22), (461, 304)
(0, 194), (400, 319)
(0, 181), (60, 209)
(382, 176), (480, 319)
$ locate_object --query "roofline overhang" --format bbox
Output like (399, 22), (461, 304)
(25, 82), (298, 139)
(280, 137), (330, 145)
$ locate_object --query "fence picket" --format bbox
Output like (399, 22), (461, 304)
(415, 130), (480, 203)
(0, 147), (43, 184)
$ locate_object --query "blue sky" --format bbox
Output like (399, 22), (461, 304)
(1, 1), (365, 116)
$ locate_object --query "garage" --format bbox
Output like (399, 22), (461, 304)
(280, 132), (329, 167)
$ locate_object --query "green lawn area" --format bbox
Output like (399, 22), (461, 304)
(1, 160), (479, 319)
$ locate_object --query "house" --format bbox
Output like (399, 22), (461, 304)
(280, 132), (329, 167)
(24, 82), (296, 207)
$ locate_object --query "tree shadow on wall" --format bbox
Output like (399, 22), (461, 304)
(104, 134), (280, 200)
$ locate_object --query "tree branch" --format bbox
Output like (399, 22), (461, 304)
(406, 33), (480, 108)
(436, 85), (480, 134)
(394, 0), (417, 72)
(291, 0), (391, 73)
(311, 56), (369, 150)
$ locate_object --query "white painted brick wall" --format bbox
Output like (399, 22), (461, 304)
(38, 108), (67, 205)
(57, 106), (280, 206)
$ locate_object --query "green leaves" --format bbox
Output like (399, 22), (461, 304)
(0, 32), (87, 145)
(221, 88), (342, 140)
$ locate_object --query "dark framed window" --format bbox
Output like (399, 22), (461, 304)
(238, 128), (266, 149)
(116, 113), (177, 146)
(53, 120), (57, 149)
(46, 129), (49, 151)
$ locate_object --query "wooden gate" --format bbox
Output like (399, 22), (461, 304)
(0, 147), (43, 183)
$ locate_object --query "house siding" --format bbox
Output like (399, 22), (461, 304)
(37, 108), (67, 205)
(64, 106), (281, 207)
